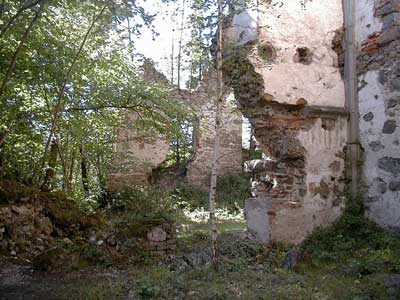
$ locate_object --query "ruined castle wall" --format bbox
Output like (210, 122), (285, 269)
(226, 0), (347, 243)
(108, 63), (243, 190)
(108, 124), (170, 191)
(356, 0), (400, 229)
(185, 73), (243, 186)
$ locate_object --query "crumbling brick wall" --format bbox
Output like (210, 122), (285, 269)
(184, 70), (243, 186)
(224, 0), (347, 244)
(108, 61), (243, 190)
(356, 0), (400, 229)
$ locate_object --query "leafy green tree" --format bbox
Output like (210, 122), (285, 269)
(0, 0), (185, 199)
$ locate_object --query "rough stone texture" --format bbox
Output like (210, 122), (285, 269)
(0, 203), (54, 256)
(184, 71), (243, 187)
(108, 62), (242, 190)
(245, 198), (271, 241)
(108, 124), (170, 190)
(356, 0), (400, 229)
(146, 222), (176, 256)
(225, 0), (347, 244)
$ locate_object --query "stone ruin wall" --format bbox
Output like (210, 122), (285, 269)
(108, 124), (170, 189)
(224, 0), (348, 244)
(184, 71), (243, 186)
(108, 62), (243, 191)
(109, 0), (400, 244)
(355, 0), (400, 230)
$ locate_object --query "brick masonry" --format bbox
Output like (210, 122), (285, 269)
(224, 0), (347, 244)
(108, 61), (242, 191)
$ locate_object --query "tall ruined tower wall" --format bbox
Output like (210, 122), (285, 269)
(224, 0), (348, 243)
(226, 0), (400, 243)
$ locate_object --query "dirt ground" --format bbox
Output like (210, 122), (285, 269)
(0, 257), (132, 300)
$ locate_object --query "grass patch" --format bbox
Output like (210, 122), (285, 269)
(301, 195), (400, 275)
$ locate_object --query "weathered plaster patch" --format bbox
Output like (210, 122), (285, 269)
(245, 0), (345, 107)
(355, 0), (383, 47)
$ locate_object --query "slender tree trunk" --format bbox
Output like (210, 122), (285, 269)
(176, 140), (180, 165)
(198, 59), (202, 83)
(189, 60), (194, 89)
(127, 17), (135, 63)
(256, 0), (260, 37)
(68, 149), (76, 185)
(249, 127), (256, 154)
(0, 151), (3, 175)
(0, 0), (5, 19)
(0, 130), (9, 148)
(170, 35), (175, 84)
(55, 139), (70, 192)
(80, 145), (89, 197)
(41, 139), (58, 192)
(177, 0), (186, 89)
(208, 0), (224, 272)
(95, 153), (107, 199)
(0, 6), (43, 99)
(40, 5), (107, 176)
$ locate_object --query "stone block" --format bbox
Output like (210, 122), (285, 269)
(245, 198), (271, 242)
(147, 226), (167, 243)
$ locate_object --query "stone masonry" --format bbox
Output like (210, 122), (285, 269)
(225, 0), (348, 244)
(109, 0), (400, 244)
(108, 61), (242, 191)
(356, 0), (400, 229)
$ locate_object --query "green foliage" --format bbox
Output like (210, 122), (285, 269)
(136, 278), (162, 300)
(161, 119), (196, 168)
(110, 186), (176, 220)
(216, 174), (251, 211)
(249, 149), (263, 160)
(173, 184), (208, 210)
(0, 0), (188, 199)
(173, 174), (250, 212)
(302, 195), (400, 274)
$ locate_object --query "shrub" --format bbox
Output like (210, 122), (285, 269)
(109, 186), (176, 221)
(302, 194), (400, 273)
(173, 174), (251, 212)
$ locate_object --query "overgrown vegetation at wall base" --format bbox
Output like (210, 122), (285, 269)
(49, 225), (400, 300)
(302, 196), (400, 275)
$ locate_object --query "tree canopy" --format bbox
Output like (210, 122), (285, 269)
(0, 0), (186, 196)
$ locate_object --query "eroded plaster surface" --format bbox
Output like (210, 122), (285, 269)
(225, 0), (347, 244)
(108, 126), (170, 190)
(227, 0), (345, 107)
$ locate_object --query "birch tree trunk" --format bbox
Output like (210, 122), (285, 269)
(208, 0), (224, 272)
(170, 35), (175, 84)
(177, 0), (186, 89)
